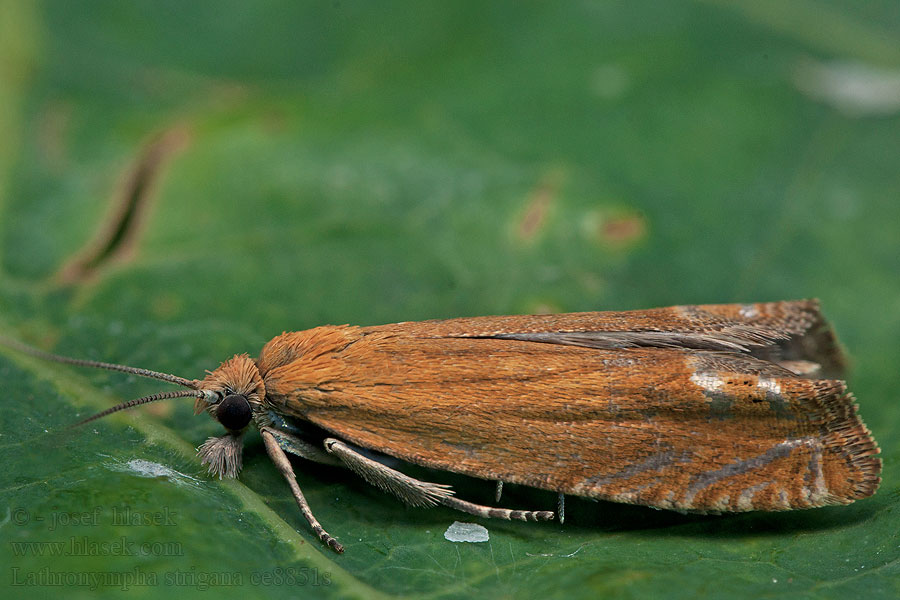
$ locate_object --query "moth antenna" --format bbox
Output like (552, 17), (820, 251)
(73, 390), (207, 427)
(0, 335), (198, 389)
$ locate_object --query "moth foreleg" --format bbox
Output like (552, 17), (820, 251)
(261, 429), (343, 553)
(197, 433), (243, 479)
(323, 438), (554, 522)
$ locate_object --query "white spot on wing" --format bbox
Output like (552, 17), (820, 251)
(757, 377), (782, 396)
(710, 494), (731, 512)
(807, 444), (830, 505)
(690, 372), (725, 392)
(737, 481), (772, 510)
(739, 304), (759, 318)
(777, 490), (790, 509)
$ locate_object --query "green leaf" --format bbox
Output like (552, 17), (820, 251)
(1, 1), (898, 598)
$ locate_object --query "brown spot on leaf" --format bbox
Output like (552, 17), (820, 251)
(516, 169), (566, 242)
(602, 214), (645, 245)
(56, 126), (191, 285)
(591, 211), (646, 249)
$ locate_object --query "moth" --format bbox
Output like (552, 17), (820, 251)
(5, 299), (881, 553)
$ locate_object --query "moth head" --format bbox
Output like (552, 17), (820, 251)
(192, 354), (266, 479)
(194, 353), (266, 433)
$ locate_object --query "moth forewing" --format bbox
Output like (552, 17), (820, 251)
(255, 299), (879, 517)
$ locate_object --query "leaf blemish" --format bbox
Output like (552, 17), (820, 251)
(516, 169), (566, 242)
(56, 126), (191, 285)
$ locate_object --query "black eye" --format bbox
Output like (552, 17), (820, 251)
(216, 394), (252, 430)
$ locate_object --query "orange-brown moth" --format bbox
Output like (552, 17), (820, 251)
(4, 299), (881, 553)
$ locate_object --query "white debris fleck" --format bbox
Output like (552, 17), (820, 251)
(443, 521), (489, 543)
(106, 458), (200, 487)
(125, 459), (181, 478)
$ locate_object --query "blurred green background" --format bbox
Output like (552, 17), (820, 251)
(1, 1), (898, 598)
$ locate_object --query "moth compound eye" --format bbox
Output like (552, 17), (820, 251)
(216, 394), (252, 430)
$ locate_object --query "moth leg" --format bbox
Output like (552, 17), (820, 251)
(558, 493), (565, 525)
(440, 495), (554, 522)
(261, 429), (343, 553)
(324, 439), (454, 507)
(495, 481), (504, 502)
(324, 438), (554, 522)
(197, 433), (243, 479)
(266, 428), (341, 466)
